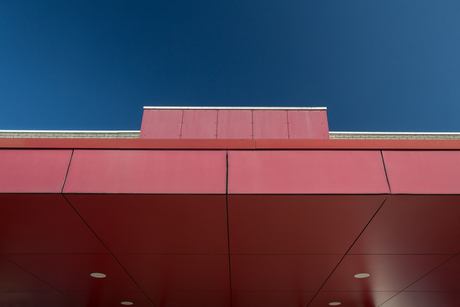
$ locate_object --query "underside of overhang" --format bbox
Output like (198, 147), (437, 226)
(1, 145), (460, 307)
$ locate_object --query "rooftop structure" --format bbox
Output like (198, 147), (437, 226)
(1, 107), (460, 307)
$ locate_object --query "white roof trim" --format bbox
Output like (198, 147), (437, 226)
(329, 131), (460, 135)
(0, 130), (140, 133)
(143, 106), (327, 110)
(2, 130), (458, 135)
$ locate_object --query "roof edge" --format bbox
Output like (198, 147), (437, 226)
(143, 106), (327, 110)
(0, 130), (140, 133)
(3, 130), (460, 135)
(330, 131), (460, 135)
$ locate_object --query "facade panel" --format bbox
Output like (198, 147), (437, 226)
(252, 110), (289, 139)
(140, 109), (182, 139)
(0, 149), (71, 193)
(63, 150), (227, 194)
(181, 109), (218, 139)
(216, 109), (252, 139)
(287, 110), (329, 139)
(228, 150), (390, 194)
(383, 150), (460, 194)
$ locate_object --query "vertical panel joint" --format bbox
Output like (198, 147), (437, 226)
(250, 110), (254, 139)
(215, 110), (219, 139)
(286, 110), (290, 139)
(179, 110), (184, 139)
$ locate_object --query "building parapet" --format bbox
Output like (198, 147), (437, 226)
(1, 130), (460, 140)
(330, 131), (460, 140)
(0, 130), (140, 139)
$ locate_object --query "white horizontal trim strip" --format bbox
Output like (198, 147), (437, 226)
(0, 130), (140, 133)
(3, 130), (459, 135)
(143, 106), (327, 110)
(329, 131), (460, 135)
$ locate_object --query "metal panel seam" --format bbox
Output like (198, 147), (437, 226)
(60, 149), (74, 193)
(0, 254), (79, 304)
(286, 110), (290, 139)
(62, 194), (158, 306)
(376, 254), (457, 307)
(306, 195), (390, 307)
(179, 110), (184, 139)
(225, 150), (233, 307)
(250, 110), (254, 139)
(380, 150), (392, 194)
(215, 110), (219, 139)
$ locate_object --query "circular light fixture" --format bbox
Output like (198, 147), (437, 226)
(90, 273), (106, 278)
(329, 303), (341, 306)
(354, 273), (370, 278)
(121, 302), (133, 306)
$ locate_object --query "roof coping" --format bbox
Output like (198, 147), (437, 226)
(143, 106), (327, 110)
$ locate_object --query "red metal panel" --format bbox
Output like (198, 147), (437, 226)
(115, 254), (230, 292)
(0, 292), (81, 307)
(147, 292), (230, 307)
(2, 138), (460, 150)
(0, 149), (71, 193)
(252, 110), (289, 139)
(383, 150), (460, 194)
(0, 138), (257, 149)
(0, 257), (53, 291)
(255, 139), (460, 149)
(287, 110), (329, 139)
(66, 194), (228, 254)
(322, 255), (450, 292)
(232, 292), (315, 307)
(216, 110), (252, 139)
(350, 195), (460, 254)
(228, 150), (389, 194)
(5, 254), (140, 292)
(230, 255), (341, 291)
(180, 110), (218, 139)
(382, 291), (460, 307)
(309, 291), (397, 307)
(63, 150), (226, 194)
(0, 194), (106, 253)
(140, 109), (182, 139)
(64, 291), (154, 307)
(407, 254), (460, 291)
(228, 195), (385, 254)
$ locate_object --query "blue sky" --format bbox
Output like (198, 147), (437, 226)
(1, 1), (460, 131)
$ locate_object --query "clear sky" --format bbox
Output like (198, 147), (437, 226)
(1, 1), (460, 131)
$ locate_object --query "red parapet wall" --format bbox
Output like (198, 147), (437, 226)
(140, 108), (330, 139)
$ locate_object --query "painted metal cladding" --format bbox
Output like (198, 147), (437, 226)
(63, 150), (227, 194)
(0, 149), (399, 194)
(140, 108), (330, 139)
(228, 195), (387, 255)
(66, 194), (229, 255)
(0, 149), (72, 193)
(2, 146), (460, 307)
(1, 148), (428, 194)
(228, 150), (389, 194)
(2, 148), (460, 195)
(382, 150), (460, 194)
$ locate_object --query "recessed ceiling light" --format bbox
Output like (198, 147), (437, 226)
(329, 303), (341, 306)
(354, 273), (370, 278)
(121, 302), (133, 306)
(90, 273), (106, 278)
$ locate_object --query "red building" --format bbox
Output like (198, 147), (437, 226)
(1, 107), (460, 307)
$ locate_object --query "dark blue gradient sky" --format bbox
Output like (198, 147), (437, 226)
(1, 1), (460, 131)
